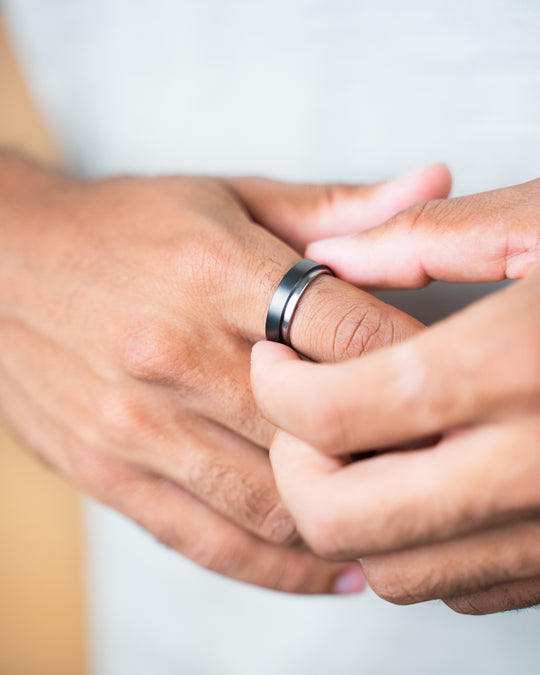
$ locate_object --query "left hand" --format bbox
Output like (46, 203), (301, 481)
(251, 177), (540, 613)
(0, 154), (447, 594)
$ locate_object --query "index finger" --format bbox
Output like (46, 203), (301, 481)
(307, 178), (540, 289)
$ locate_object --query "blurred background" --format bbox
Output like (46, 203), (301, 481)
(0, 17), (86, 675)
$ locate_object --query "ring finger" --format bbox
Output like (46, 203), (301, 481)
(362, 519), (540, 606)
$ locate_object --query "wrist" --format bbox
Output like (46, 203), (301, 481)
(0, 150), (65, 313)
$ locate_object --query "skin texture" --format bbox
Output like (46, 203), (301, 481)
(251, 177), (540, 610)
(0, 152), (451, 593)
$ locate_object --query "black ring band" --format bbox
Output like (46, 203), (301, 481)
(265, 259), (335, 346)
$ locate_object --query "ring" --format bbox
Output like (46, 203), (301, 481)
(265, 259), (335, 346)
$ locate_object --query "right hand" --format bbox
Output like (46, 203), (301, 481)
(0, 153), (449, 592)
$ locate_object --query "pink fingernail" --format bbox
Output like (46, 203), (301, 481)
(333, 564), (366, 595)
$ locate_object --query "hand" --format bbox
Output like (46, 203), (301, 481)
(251, 176), (540, 609)
(0, 153), (450, 593)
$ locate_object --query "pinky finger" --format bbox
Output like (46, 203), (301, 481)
(83, 453), (366, 596)
(0, 364), (365, 596)
(444, 577), (540, 615)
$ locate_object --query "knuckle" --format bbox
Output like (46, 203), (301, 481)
(330, 304), (393, 360)
(98, 386), (155, 446)
(396, 200), (432, 234)
(363, 556), (438, 605)
(120, 325), (195, 387)
(298, 276), (408, 366)
(298, 509), (343, 560)
(186, 459), (295, 543)
(445, 595), (487, 616)
(256, 499), (298, 545)
(153, 522), (185, 553)
(311, 183), (344, 213)
(261, 553), (320, 593)
(397, 197), (454, 236)
(393, 341), (452, 431)
(329, 306), (368, 360)
(306, 183), (355, 234)
(191, 541), (236, 575)
(155, 524), (239, 578)
(298, 396), (350, 454)
(263, 558), (304, 593)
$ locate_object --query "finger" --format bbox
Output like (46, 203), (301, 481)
(268, 421), (540, 558)
(0, 356), (366, 595)
(361, 520), (540, 606)
(238, 258), (423, 363)
(106, 399), (297, 545)
(307, 178), (540, 288)
(90, 458), (366, 595)
(224, 164), (452, 251)
(122, 322), (276, 448)
(183, 339), (276, 449)
(444, 577), (540, 615)
(0, 320), (290, 544)
(251, 276), (539, 455)
(289, 274), (423, 362)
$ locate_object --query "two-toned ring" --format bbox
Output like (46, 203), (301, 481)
(265, 258), (335, 347)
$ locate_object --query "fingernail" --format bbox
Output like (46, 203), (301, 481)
(333, 563), (366, 595)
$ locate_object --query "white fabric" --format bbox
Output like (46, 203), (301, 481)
(4, 1), (540, 673)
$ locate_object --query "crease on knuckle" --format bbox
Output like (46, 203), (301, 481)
(149, 501), (240, 576)
(402, 199), (432, 235)
(307, 183), (352, 234)
(262, 552), (317, 593)
(501, 226), (540, 279)
(329, 307), (368, 361)
(445, 594), (490, 616)
(256, 498), (298, 545)
(401, 197), (462, 243)
(329, 304), (395, 362)
(191, 539), (239, 575)
(315, 183), (342, 214)
(360, 313), (387, 354)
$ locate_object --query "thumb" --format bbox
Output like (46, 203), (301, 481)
(223, 163), (452, 252)
(306, 178), (540, 289)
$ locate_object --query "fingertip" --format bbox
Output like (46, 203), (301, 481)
(420, 162), (452, 199)
(376, 161), (452, 211)
(306, 235), (386, 286)
(251, 341), (301, 413)
(251, 341), (300, 381)
(305, 236), (349, 261)
(333, 562), (366, 595)
(251, 339), (296, 364)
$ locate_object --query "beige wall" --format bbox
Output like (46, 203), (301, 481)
(0, 17), (86, 675)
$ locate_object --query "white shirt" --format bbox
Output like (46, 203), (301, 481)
(5, 1), (540, 673)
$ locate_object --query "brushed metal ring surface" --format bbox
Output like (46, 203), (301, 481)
(265, 259), (334, 347)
